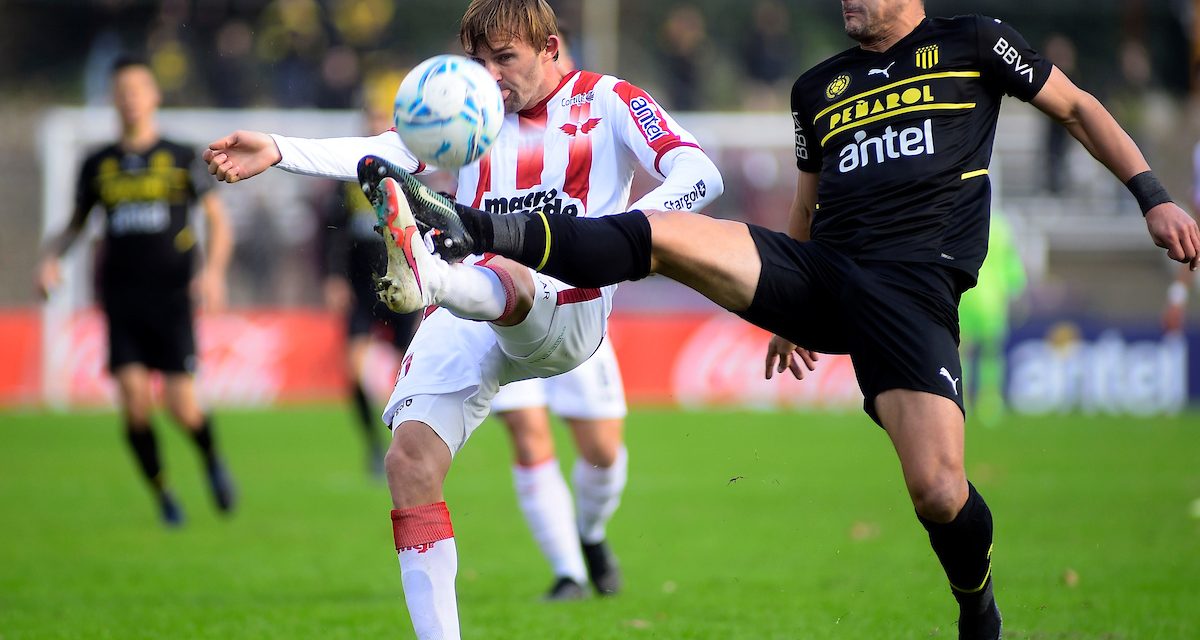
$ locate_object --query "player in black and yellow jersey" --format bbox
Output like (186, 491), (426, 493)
(319, 99), (421, 478)
(383, 1), (1200, 637)
(36, 56), (235, 527)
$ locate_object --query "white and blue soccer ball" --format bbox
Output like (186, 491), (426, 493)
(393, 54), (504, 168)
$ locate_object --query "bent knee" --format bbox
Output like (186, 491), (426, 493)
(483, 258), (535, 326)
(909, 475), (968, 523)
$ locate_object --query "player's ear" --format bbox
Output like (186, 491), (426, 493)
(545, 34), (560, 61)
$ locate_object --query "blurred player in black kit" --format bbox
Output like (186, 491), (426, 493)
(386, 1), (1200, 637)
(319, 85), (421, 478)
(36, 56), (236, 526)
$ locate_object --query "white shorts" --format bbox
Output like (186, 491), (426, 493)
(490, 335), (627, 419)
(382, 269), (614, 456)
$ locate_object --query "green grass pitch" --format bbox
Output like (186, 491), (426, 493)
(2, 405), (1198, 639)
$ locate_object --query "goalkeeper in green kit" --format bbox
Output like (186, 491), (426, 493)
(958, 211), (1027, 426)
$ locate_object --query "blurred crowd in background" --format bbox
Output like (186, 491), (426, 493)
(2, 0), (1197, 112)
(1, 0), (1199, 312)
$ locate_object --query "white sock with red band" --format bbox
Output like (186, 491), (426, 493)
(573, 446), (628, 544)
(513, 459), (588, 583)
(392, 502), (460, 640)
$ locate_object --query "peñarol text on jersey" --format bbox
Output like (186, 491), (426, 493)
(790, 15), (1052, 281)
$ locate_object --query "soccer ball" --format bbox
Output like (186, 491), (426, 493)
(393, 54), (504, 168)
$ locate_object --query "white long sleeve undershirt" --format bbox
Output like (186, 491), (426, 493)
(271, 131), (420, 181)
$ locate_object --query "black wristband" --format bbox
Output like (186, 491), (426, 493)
(1124, 171), (1173, 216)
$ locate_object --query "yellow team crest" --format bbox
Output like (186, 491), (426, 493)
(915, 44), (939, 70)
(825, 74), (851, 100)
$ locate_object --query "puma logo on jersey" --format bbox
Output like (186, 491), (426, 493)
(837, 119), (935, 173)
(938, 367), (960, 395)
(560, 117), (602, 136)
(992, 37), (1036, 83)
(868, 62), (896, 79)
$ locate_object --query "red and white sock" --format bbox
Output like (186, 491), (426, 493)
(573, 446), (628, 544)
(392, 502), (460, 640)
(513, 459), (588, 583)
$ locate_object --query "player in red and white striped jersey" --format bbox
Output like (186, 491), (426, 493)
(203, 1), (722, 637)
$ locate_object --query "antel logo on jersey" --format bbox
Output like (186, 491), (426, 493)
(560, 117), (602, 136)
(838, 119), (935, 173)
(825, 74), (851, 100)
(827, 84), (935, 130)
(561, 90), (596, 108)
(628, 96), (668, 142)
(484, 187), (580, 217)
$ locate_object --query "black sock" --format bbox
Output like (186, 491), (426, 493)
(918, 482), (994, 600)
(351, 382), (382, 453)
(457, 205), (653, 288)
(351, 382), (373, 429)
(189, 416), (218, 467)
(125, 424), (163, 489)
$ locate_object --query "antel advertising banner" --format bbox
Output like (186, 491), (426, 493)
(2, 309), (1196, 415)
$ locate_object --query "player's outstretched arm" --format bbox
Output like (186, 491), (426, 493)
(206, 130), (423, 183)
(1031, 67), (1200, 269)
(204, 130), (280, 183)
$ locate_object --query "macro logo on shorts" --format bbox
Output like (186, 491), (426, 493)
(915, 44), (940, 70)
(825, 74), (851, 100)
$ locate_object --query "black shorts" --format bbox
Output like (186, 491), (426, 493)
(740, 228), (969, 425)
(348, 279), (422, 352)
(103, 287), (196, 374)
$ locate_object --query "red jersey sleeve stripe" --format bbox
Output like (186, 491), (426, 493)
(614, 81), (686, 158)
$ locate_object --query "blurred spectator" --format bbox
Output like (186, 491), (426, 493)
(1107, 40), (1155, 147)
(1041, 33), (1077, 194)
(256, 0), (327, 107)
(316, 46), (363, 109)
(739, 0), (795, 110)
(208, 20), (259, 108)
(331, 0), (395, 48)
(658, 4), (708, 111)
(315, 85), (419, 477)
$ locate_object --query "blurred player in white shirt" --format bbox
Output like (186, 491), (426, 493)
(203, 1), (722, 637)
(487, 27), (630, 601)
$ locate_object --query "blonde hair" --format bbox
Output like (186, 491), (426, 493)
(459, 0), (559, 55)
